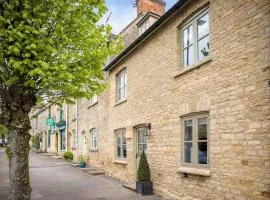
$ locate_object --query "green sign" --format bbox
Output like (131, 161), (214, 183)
(46, 118), (55, 126)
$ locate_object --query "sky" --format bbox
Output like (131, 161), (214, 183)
(104, 0), (178, 34)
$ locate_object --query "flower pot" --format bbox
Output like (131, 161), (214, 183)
(79, 162), (87, 168)
(136, 181), (153, 195)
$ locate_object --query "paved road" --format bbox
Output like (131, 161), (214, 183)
(0, 149), (159, 200)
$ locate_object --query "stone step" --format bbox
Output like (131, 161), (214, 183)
(85, 169), (105, 176)
(122, 183), (136, 192)
(69, 163), (79, 167)
(50, 155), (63, 159)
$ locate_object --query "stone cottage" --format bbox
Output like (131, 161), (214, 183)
(30, 0), (270, 199)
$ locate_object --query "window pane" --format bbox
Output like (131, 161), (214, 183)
(117, 134), (121, 145)
(197, 13), (209, 39)
(123, 144), (127, 158)
(183, 45), (194, 67)
(198, 35), (209, 60)
(184, 142), (192, 163)
(138, 144), (144, 155)
(198, 117), (207, 140)
(117, 145), (121, 158)
(184, 120), (192, 141)
(183, 25), (193, 48)
(198, 142), (207, 164)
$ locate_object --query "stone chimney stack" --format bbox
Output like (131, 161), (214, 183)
(136, 0), (166, 16)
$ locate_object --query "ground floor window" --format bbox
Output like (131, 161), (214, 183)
(182, 113), (209, 166)
(60, 129), (66, 150)
(115, 129), (127, 159)
(48, 131), (51, 147)
(90, 128), (98, 150)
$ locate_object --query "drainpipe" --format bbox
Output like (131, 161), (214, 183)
(76, 99), (78, 162)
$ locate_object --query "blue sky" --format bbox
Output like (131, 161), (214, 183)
(104, 0), (178, 33)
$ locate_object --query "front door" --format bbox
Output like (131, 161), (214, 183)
(135, 127), (148, 170)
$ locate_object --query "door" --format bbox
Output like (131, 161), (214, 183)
(135, 127), (148, 170)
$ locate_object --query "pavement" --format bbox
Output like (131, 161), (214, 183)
(0, 148), (160, 200)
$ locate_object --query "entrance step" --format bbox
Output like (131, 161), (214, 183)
(122, 183), (136, 192)
(69, 163), (79, 167)
(40, 153), (57, 156)
(85, 169), (105, 176)
(50, 155), (63, 159)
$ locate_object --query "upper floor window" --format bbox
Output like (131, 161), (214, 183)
(91, 94), (98, 105)
(115, 129), (127, 160)
(60, 106), (64, 120)
(139, 20), (149, 35)
(90, 128), (98, 150)
(72, 105), (76, 120)
(72, 129), (76, 148)
(182, 113), (209, 167)
(182, 9), (209, 68)
(117, 69), (127, 102)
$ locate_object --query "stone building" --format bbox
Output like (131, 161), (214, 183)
(30, 0), (270, 199)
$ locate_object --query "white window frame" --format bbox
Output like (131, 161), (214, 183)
(181, 113), (209, 168)
(72, 105), (76, 120)
(91, 94), (98, 105)
(90, 128), (98, 150)
(115, 129), (127, 160)
(181, 8), (210, 68)
(139, 20), (149, 35)
(117, 69), (127, 102)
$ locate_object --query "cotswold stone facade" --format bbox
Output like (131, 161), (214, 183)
(30, 0), (270, 199)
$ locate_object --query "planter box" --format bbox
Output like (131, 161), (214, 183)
(79, 162), (87, 168)
(136, 181), (153, 195)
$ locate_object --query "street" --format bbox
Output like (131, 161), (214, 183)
(0, 149), (159, 200)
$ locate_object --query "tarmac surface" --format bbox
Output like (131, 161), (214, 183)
(0, 149), (160, 200)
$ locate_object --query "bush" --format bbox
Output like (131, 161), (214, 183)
(31, 135), (40, 149)
(63, 151), (73, 161)
(137, 151), (151, 182)
(78, 154), (88, 163)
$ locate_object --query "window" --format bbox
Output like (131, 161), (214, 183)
(60, 106), (64, 120)
(91, 94), (98, 105)
(35, 116), (38, 129)
(90, 128), (98, 150)
(117, 70), (127, 102)
(115, 129), (127, 159)
(60, 129), (66, 150)
(182, 9), (209, 68)
(72, 105), (76, 120)
(72, 129), (76, 148)
(182, 113), (209, 167)
(139, 20), (149, 35)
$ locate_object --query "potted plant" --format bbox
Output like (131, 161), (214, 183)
(78, 154), (88, 168)
(136, 151), (153, 195)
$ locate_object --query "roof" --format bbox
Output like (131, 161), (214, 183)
(104, 0), (189, 72)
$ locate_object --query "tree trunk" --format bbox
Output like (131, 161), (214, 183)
(8, 109), (32, 200)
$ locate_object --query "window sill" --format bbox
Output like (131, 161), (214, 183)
(114, 160), (127, 165)
(177, 167), (211, 176)
(114, 99), (127, 107)
(88, 102), (98, 109)
(174, 57), (212, 79)
(89, 149), (98, 152)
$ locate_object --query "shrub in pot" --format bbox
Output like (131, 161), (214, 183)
(136, 151), (153, 195)
(63, 151), (73, 161)
(78, 154), (88, 168)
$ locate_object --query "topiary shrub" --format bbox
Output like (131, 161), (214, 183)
(137, 151), (151, 182)
(63, 151), (73, 161)
(31, 135), (40, 150)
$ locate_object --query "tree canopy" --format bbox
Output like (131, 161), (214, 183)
(0, 0), (122, 109)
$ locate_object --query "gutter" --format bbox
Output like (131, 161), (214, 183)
(104, 0), (189, 72)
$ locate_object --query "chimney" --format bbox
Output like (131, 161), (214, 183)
(136, 0), (166, 16)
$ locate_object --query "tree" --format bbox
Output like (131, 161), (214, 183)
(137, 151), (151, 182)
(0, 1), (122, 199)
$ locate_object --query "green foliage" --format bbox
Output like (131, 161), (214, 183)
(31, 135), (40, 149)
(0, 124), (8, 136)
(78, 154), (88, 163)
(137, 151), (151, 182)
(0, 0), (123, 104)
(3, 146), (13, 159)
(63, 151), (73, 161)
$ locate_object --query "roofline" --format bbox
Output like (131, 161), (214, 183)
(136, 12), (161, 27)
(104, 0), (189, 72)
